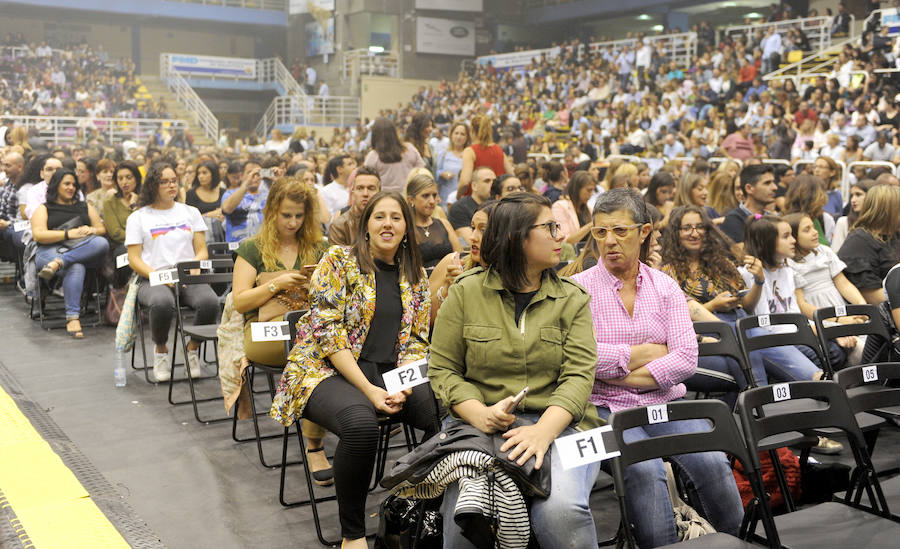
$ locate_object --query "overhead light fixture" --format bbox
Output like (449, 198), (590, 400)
(745, 12), (763, 19)
(368, 46), (384, 53)
(637, 14), (651, 21)
(652, 24), (664, 32)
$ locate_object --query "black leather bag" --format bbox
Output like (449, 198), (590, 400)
(381, 417), (552, 498)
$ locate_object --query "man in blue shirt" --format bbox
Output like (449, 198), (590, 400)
(221, 159), (268, 243)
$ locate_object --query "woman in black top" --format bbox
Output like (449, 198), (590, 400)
(838, 184), (900, 303)
(185, 160), (225, 241)
(31, 169), (109, 338)
(405, 171), (461, 269)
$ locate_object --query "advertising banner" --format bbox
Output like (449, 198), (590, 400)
(169, 54), (256, 79)
(416, 16), (475, 56)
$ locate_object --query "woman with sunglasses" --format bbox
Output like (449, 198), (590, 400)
(571, 189), (744, 548)
(430, 192), (603, 548)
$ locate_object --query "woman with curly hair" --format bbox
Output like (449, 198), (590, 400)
(232, 176), (331, 484)
(660, 205), (768, 389)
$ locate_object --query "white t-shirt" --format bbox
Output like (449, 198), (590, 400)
(320, 181), (349, 215)
(125, 203), (206, 271)
(739, 265), (800, 334)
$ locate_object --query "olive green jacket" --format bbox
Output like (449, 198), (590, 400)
(429, 267), (601, 430)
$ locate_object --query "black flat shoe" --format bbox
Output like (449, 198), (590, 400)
(306, 446), (334, 486)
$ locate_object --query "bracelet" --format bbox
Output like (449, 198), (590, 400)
(437, 286), (448, 302)
(63, 229), (69, 240)
(753, 278), (765, 286)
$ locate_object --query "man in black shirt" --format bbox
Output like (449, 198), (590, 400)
(720, 164), (777, 246)
(448, 166), (495, 242)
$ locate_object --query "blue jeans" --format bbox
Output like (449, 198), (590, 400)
(35, 236), (109, 318)
(596, 405), (744, 548)
(747, 327), (822, 382)
(440, 414), (602, 549)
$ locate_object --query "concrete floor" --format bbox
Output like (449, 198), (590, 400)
(1, 282), (897, 549)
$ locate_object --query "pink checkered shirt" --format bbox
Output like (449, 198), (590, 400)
(571, 261), (698, 412)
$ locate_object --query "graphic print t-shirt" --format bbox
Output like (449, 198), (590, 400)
(125, 202), (206, 271)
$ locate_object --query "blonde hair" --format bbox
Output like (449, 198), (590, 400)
(674, 172), (704, 208)
(708, 171), (738, 213)
(854, 184), (900, 238)
(255, 177), (322, 271)
(613, 163), (637, 178)
(470, 114), (493, 145)
(405, 170), (437, 200)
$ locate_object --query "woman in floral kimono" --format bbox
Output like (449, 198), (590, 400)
(270, 190), (438, 549)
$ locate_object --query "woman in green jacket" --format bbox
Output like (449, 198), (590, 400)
(429, 192), (602, 549)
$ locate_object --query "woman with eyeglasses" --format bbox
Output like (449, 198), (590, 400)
(571, 190), (744, 548)
(430, 192), (603, 548)
(125, 162), (218, 383)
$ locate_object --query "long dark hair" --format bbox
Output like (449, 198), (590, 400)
(352, 191), (424, 283)
(77, 156), (98, 193)
(566, 170), (594, 225)
(45, 169), (81, 204)
(371, 117), (406, 164)
(661, 205), (742, 292)
(138, 161), (176, 207)
(481, 192), (554, 291)
(645, 171), (675, 207)
(191, 160), (220, 190)
(744, 214), (785, 269)
(20, 153), (51, 188)
(405, 112), (432, 158)
(114, 160), (142, 198)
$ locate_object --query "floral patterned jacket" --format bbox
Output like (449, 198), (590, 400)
(270, 245), (431, 426)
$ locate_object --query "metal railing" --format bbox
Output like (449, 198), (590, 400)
(724, 16), (834, 54)
(1, 45), (67, 58)
(6, 115), (187, 146)
(476, 32), (697, 70)
(342, 49), (400, 88)
(762, 33), (859, 86)
(255, 94), (360, 137)
(163, 0), (288, 11)
(159, 54), (220, 141)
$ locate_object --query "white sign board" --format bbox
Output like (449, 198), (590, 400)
(169, 54), (256, 79)
(116, 253), (129, 269)
(149, 269), (178, 286)
(554, 425), (620, 470)
(13, 220), (30, 232)
(250, 321), (291, 342)
(415, 0), (482, 12)
(382, 359), (429, 395)
(416, 17), (475, 57)
(289, 0), (333, 14)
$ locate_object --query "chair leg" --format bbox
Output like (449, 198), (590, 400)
(166, 315), (228, 423)
(232, 365), (298, 468)
(294, 429), (341, 547)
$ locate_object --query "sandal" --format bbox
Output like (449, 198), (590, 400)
(39, 258), (63, 280)
(305, 446), (334, 486)
(66, 319), (84, 339)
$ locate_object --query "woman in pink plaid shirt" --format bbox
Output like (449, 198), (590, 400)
(571, 188), (743, 548)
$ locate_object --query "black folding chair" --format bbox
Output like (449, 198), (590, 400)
(685, 322), (747, 402)
(232, 309), (306, 468)
(167, 259), (233, 423)
(609, 399), (779, 548)
(835, 362), (900, 519)
(737, 381), (900, 548)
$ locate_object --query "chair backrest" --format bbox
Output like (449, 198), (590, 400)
(207, 242), (235, 258)
(814, 304), (891, 373)
(735, 312), (825, 370)
(609, 400), (779, 548)
(283, 309), (308, 356)
(176, 258), (235, 286)
(694, 321), (758, 388)
(834, 362), (900, 415)
(736, 380), (890, 516)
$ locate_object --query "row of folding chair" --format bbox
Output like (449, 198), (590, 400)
(609, 367), (900, 548)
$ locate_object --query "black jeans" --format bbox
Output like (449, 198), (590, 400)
(303, 359), (439, 539)
(137, 280), (218, 345)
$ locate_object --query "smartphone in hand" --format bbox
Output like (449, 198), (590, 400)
(505, 387), (528, 413)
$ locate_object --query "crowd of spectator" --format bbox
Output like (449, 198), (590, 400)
(0, 34), (170, 120)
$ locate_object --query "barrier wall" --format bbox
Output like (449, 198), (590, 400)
(359, 76), (442, 122)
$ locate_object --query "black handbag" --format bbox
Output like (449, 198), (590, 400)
(53, 217), (93, 253)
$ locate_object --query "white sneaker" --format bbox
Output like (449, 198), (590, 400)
(153, 352), (171, 382)
(187, 349), (202, 378)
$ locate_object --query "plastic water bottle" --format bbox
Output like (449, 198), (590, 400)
(114, 350), (127, 387)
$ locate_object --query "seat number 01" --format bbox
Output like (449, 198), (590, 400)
(647, 404), (668, 424)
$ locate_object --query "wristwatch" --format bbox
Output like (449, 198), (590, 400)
(268, 282), (277, 294)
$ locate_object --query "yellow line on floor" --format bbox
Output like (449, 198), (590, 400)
(0, 387), (130, 548)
